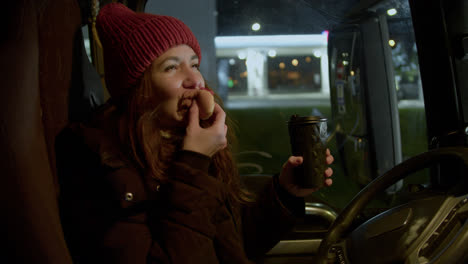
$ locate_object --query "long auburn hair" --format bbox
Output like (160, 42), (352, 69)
(118, 66), (253, 205)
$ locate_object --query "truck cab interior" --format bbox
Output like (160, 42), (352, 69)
(2, 0), (468, 263)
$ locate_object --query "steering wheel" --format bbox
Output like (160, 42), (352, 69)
(315, 147), (468, 263)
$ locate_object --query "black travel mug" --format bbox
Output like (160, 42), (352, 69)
(288, 115), (328, 188)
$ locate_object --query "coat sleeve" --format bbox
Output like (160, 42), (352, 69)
(240, 174), (305, 260)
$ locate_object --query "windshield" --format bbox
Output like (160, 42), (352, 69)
(141, 0), (429, 212)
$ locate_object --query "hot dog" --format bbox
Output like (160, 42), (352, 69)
(196, 89), (215, 120)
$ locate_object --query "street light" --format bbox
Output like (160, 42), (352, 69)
(313, 50), (322, 58)
(387, 8), (397, 16)
(251, 22), (261, 31)
(238, 51), (247, 60)
(268, 49), (277, 57)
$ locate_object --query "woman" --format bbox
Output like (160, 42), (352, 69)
(57, 3), (333, 264)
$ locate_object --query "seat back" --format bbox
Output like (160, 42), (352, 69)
(1, 0), (100, 262)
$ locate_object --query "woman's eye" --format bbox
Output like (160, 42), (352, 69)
(164, 65), (177, 72)
(192, 63), (200, 70)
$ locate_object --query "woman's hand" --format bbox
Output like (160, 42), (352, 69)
(182, 102), (227, 157)
(279, 149), (334, 197)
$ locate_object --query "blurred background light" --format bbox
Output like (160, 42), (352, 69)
(387, 8), (397, 16)
(268, 49), (277, 57)
(251, 22), (261, 31)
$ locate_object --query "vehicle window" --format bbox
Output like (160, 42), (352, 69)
(373, 0), (429, 193)
(384, 2), (428, 160)
(216, 0), (428, 210)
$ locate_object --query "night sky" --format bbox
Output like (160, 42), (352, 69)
(216, 0), (359, 36)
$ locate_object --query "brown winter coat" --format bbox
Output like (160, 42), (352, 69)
(56, 108), (302, 264)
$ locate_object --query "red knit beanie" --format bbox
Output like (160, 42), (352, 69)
(96, 3), (202, 105)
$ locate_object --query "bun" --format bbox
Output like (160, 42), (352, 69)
(197, 90), (215, 120)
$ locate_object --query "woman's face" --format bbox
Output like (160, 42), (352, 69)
(149, 44), (205, 126)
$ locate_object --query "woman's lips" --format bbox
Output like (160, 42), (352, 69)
(179, 97), (193, 110)
(176, 92), (195, 119)
(177, 99), (192, 118)
(176, 88), (214, 120)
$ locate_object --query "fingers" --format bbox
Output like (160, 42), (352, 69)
(326, 148), (334, 165)
(324, 167), (333, 187)
(212, 103), (226, 120)
(200, 86), (215, 95)
(220, 124), (228, 149)
(187, 101), (200, 128)
(283, 156), (303, 170)
(208, 104), (228, 150)
(223, 124), (228, 142)
(211, 103), (227, 129)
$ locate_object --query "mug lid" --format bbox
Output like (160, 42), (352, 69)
(288, 115), (327, 125)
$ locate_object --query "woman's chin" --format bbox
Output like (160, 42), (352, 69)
(160, 111), (188, 128)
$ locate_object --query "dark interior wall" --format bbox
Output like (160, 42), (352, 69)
(38, 0), (83, 185)
(1, 0), (81, 262)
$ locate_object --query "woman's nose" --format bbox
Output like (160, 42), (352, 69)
(182, 67), (202, 90)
